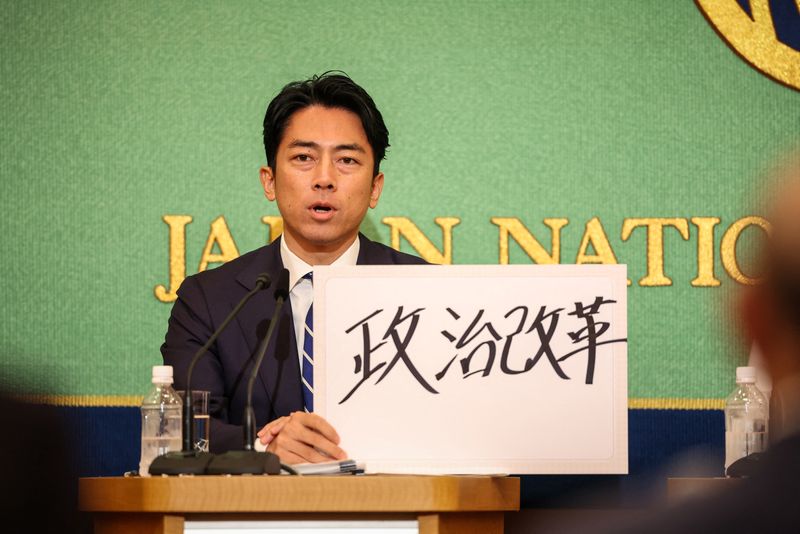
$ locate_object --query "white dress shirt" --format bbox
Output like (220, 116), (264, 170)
(254, 236), (360, 450)
(279, 236), (360, 372)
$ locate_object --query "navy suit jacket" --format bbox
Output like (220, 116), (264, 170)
(161, 233), (426, 453)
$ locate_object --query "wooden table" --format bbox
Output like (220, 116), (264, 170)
(79, 475), (520, 534)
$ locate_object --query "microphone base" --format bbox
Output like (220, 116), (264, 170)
(206, 450), (281, 475)
(148, 450), (215, 476)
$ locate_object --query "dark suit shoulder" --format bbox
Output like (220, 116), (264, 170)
(178, 240), (281, 299)
(357, 234), (429, 265)
(178, 234), (425, 300)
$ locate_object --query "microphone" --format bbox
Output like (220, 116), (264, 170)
(149, 272), (272, 476)
(205, 268), (289, 475)
(245, 268), (291, 449)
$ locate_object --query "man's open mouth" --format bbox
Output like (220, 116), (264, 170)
(311, 204), (334, 215)
(311, 203), (334, 214)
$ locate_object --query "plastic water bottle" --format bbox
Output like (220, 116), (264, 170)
(139, 365), (182, 476)
(724, 366), (768, 471)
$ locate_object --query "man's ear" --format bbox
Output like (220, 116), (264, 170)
(369, 172), (385, 209)
(260, 166), (276, 201)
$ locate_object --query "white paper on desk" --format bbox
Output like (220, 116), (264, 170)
(314, 264), (628, 475)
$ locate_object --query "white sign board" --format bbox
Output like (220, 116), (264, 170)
(314, 265), (627, 475)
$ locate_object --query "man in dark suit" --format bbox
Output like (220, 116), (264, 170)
(162, 73), (425, 462)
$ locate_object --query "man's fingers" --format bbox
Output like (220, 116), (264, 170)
(257, 416), (287, 443)
(263, 413), (347, 462)
(267, 444), (305, 465)
(285, 438), (335, 463)
(257, 416), (285, 436)
(267, 434), (332, 463)
(287, 423), (346, 460)
(289, 412), (341, 444)
(260, 421), (285, 444)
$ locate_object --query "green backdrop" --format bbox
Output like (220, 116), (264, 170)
(1, 1), (797, 410)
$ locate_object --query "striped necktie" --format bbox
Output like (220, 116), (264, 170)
(301, 273), (314, 412)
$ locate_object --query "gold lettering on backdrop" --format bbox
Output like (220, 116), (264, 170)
(155, 214), (777, 303)
(261, 216), (283, 243)
(154, 215), (193, 303)
(381, 217), (461, 264)
(575, 217), (632, 286)
(491, 217), (569, 265)
(621, 218), (689, 287)
(721, 216), (771, 285)
(690, 217), (722, 287)
(198, 216), (240, 272)
(576, 217), (619, 264)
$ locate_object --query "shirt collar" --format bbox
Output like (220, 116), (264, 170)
(280, 235), (360, 290)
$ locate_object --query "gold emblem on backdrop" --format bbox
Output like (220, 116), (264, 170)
(696, 0), (800, 91)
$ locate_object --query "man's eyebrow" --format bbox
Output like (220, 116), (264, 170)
(287, 140), (320, 149)
(286, 140), (366, 153)
(335, 143), (366, 153)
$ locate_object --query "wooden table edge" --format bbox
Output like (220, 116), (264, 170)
(79, 475), (521, 514)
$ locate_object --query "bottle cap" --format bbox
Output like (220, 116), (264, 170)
(736, 366), (757, 384)
(152, 365), (174, 384)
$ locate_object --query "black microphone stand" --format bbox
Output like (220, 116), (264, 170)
(205, 269), (289, 475)
(149, 273), (272, 476)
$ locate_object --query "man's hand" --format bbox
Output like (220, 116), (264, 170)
(256, 412), (347, 464)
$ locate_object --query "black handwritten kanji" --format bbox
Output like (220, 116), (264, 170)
(339, 306), (437, 404)
(437, 308), (502, 379)
(339, 297), (627, 401)
(500, 305), (569, 378)
(558, 296), (627, 384)
(339, 309), (388, 404)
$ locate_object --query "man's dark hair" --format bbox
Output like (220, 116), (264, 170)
(262, 72), (389, 176)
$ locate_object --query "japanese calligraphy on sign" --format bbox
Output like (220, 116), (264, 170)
(314, 265), (628, 475)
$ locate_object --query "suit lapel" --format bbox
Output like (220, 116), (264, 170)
(356, 232), (381, 264)
(233, 239), (303, 421)
(230, 233), (382, 422)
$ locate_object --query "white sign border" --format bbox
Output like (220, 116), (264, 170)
(314, 264), (628, 474)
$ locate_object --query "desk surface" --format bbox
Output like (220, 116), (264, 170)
(79, 475), (520, 514)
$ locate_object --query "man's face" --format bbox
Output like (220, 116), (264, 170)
(260, 105), (384, 258)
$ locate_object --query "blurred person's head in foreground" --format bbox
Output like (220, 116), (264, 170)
(741, 156), (800, 441)
(593, 154), (800, 534)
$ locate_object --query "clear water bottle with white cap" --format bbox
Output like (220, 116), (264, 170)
(139, 365), (182, 476)
(724, 366), (769, 471)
